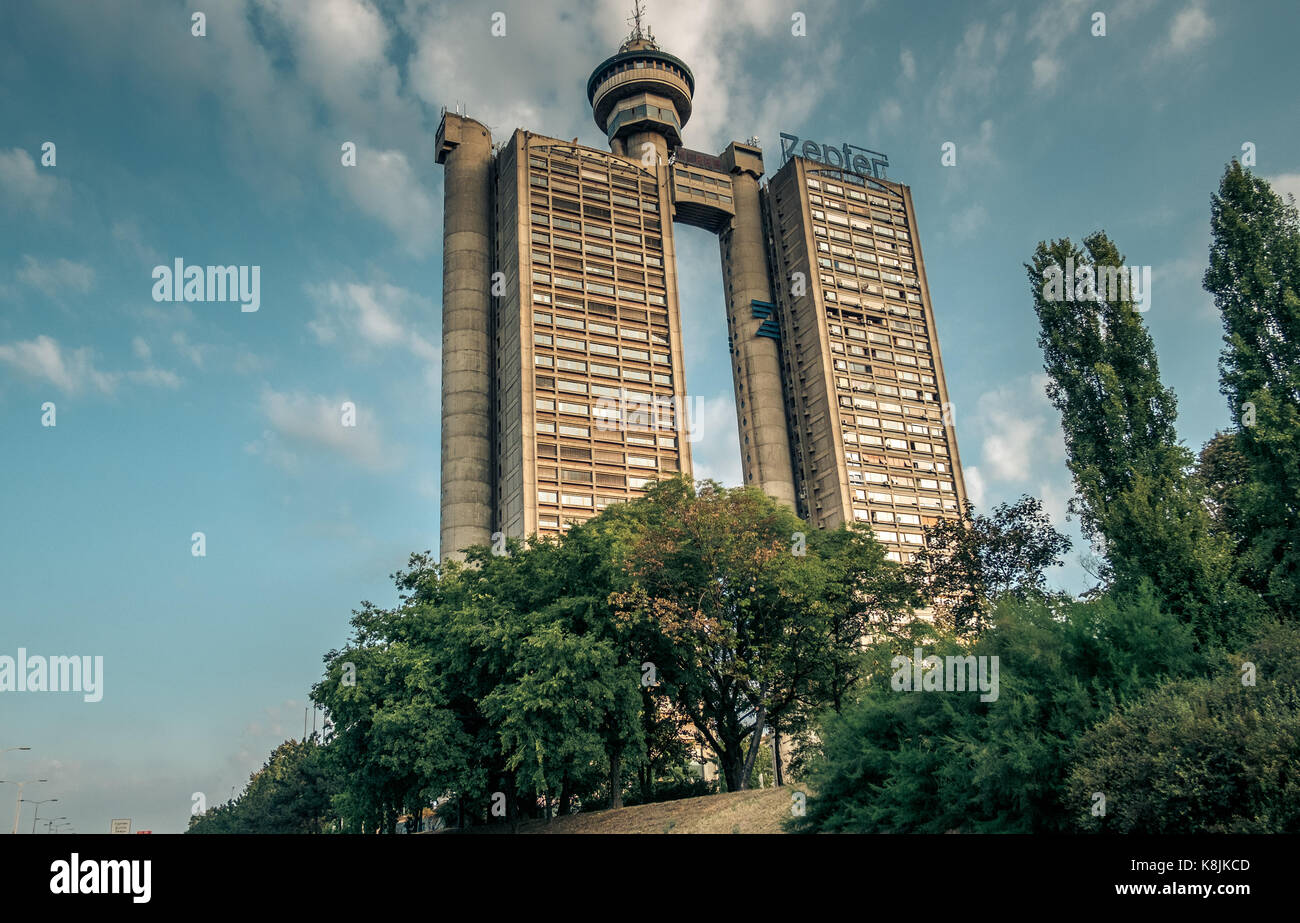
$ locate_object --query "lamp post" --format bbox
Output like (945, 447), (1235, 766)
(44, 816), (67, 834)
(29, 798), (58, 834)
(1, 780), (48, 834)
(1, 747), (31, 756)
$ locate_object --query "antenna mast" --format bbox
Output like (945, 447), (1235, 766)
(627, 1), (655, 45)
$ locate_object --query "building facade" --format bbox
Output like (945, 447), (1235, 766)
(762, 156), (968, 562)
(436, 22), (965, 562)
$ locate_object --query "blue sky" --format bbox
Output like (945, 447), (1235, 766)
(1, 0), (1297, 834)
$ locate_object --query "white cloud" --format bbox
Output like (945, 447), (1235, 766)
(171, 331), (207, 368)
(336, 148), (438, 255)
(0, 148), (60, 216)
(1037, 479), (1071, 532)
(1025, 0), (1088, 94)
(16, 255), (95, 297)
(233, 349), (271, 375)
(307, 280), (439, 364)
(687, 392), (742, 486)
(963, 464), (987, 509)
(876, 99), (903, 128)
(962, 119), (997, 168)
(949, 203), (989, 240)
(250, 387), (398, 472)
(934, 18), (1014, 123)
(970, 375), (1065, 482)
(111, 221), (163, 268)
(131, 336), (151, 361)
(0, 335), (115, 394)
(260, 0), (401, 125)
(0, 334), (179, 395)
(1163, 4), (1214, 55)
(126, 367), (183, 389)
(1267, 172), (1300, 205)
(899, 48), (916, 82)
(1031, 54), (1062, 91)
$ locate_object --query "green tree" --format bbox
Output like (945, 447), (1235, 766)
(1067, 621), (1300, 833)
(907, 496), (1071, 635)
(790, 587), (1201, 833)
(1196, 430), (1252, 547)
(1027, 232), (1253, 644)
(187, 736), (338, 834)
(612, 478), (912, 792)
(1203, 161), (1300, 616)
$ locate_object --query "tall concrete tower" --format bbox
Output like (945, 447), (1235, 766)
(588, 5), (798, 509)
(435, 113), (495, 560)
(434, 2), (965, 564)
(586, 5), (694, 167)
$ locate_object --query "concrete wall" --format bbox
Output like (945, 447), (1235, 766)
(719, 143), (797, 509)
(435, 114), (495, 559)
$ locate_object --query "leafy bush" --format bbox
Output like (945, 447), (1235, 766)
(790, 586), (1201, 833)
(1066, 621), (1300, 833)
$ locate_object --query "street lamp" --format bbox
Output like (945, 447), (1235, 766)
(0, 780), (48, 834)
(44, 816), (67, 834)
(29, 798), (58, 834)
(2, 747), (31, 756)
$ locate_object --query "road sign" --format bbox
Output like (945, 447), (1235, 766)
(109, 818), (131, 834)
(136, 830), (152, 835)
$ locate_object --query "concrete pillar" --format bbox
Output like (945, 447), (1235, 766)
(435, 114), (494, 560)
(720, 144), (797, 509)
(624, 129), (669, 168)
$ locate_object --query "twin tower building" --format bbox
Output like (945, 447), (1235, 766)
(436, 23), (967, 563)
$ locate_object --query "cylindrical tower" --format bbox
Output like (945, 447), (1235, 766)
(435, 113), (494, 560)
(587, 25), (694, 164)
(721, 142), (798, 509)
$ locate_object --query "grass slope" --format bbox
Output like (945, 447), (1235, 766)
(498, 787), (798, 834)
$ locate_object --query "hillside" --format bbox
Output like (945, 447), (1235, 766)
(482, 786), (800, 834)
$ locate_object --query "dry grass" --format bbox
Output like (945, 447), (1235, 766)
(479, 786), (799, 834)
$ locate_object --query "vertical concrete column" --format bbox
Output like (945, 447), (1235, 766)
(655, 159), (693, 480)
(435, 114), (494, 559)
(625, 129), (669, 169)
(720, 143), (797, 509)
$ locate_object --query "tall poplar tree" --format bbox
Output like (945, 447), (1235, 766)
(1203, 162), (1300, 616)
(1026, 232), (1250, 643)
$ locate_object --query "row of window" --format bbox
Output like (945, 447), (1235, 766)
(842, 418), (946, 441)
(827, 323), (930, 356)
(528, 150), (653, 195)
(533, 353), (672, 387)
(808, 189), (907, 217)
(836, 380), (941, 406)
(534, 332), (669, 364)
(536, 399), (680, 434)
(844, 463), (955, 492)
(531, 213), (665, 262)
(533, 309), (670, 344)
(851, 486), (955, 510)
(806, 176), (900, 204)
(594, 56), (689, 89)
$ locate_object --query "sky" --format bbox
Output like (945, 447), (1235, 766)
(1, 0), (1298, 834)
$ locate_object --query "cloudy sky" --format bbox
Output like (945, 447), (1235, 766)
(2, 0), (1298, 834)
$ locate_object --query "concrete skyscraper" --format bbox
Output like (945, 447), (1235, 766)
(762, 153), (968, 561)
(436, 7), (966, 563)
